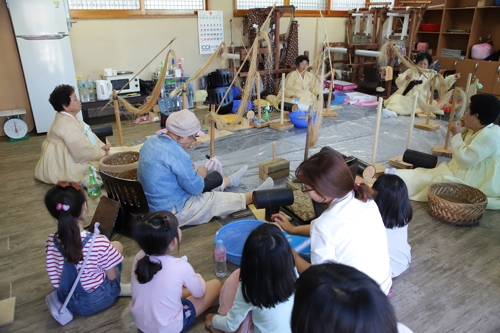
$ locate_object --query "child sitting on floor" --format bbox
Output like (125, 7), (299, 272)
(205, 224), (296, 333)
(291, 263), (413, 333)
(373, 173), (413, 277)
(45, 181), (124, 316)
(130, 211), (222, 333)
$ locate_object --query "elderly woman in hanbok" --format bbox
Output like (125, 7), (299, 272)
(385, 52), (461, 116)
(35, 84), (110, 184)
(398, 94), (500, 209)
(283, 55), (322, 110)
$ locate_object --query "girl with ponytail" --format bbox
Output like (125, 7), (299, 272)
(130, 211), (221, 333)
(272, 150), (393, 295)
(45, 181), (124, 316)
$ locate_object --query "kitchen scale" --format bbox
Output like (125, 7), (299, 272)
(0, 109), (29, 142)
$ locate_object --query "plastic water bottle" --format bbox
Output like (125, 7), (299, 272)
(214, 240), (227, 278)
(263, 102), (271, 122)
(87, 166), (101, 197)
(188, 84), (194, 108)
(87, 75), (96, 102)
(77, 76), (89, 102)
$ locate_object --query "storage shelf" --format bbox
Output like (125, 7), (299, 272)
(442, 32), (470, 35)
(418, 31), (440, 34)
(445, 7), (476, 9)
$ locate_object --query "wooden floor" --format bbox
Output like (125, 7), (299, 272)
(0, 110), (499, 333)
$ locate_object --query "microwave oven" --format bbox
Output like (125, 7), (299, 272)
(100, 74), (141, 94)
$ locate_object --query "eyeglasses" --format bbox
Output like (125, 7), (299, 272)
(301, 183), (314, 193)
(191, 135), (197, 141)
(56, 181), (82, 191)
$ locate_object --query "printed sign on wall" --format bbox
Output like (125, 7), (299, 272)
(198, 10), (224, 55)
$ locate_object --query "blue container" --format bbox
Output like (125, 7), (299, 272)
(288, 111), (316, 128)
(214, 220), (265, 265)
(214, 220), (312, 265)
(283, 232), (311, 257)
(231, 86), (241, 99)
(231, 100), (254, 114)
(331, 92), (347, 105)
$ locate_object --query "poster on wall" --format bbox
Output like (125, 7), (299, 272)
(198, 10), (224, 55)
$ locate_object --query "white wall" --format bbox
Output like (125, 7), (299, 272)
(68, 0), (347, 88)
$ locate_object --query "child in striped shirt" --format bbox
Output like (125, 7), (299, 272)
(44, 181), (124, 316)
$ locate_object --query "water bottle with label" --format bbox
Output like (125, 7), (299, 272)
(214, 240), (227, 278)
(78, 76), (89, 102)
(87, 75), (96, 102)
(263, 102), (271, 122)
(87, 166), (101, 197)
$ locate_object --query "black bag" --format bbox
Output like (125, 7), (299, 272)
(485, 50), (500, 61)
(139, 79), (156, 95)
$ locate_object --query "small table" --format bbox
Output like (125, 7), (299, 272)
(81, 94), (147, 124)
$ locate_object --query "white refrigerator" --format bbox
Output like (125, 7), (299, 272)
(7, 0), (78, 133)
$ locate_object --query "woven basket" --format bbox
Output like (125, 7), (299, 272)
(99, 151), (139, 177)
(428, 183), (487, 226)
(115, 169), (138, 181)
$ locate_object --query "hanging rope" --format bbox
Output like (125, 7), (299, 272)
(98, 38), (176, 114)
(118, 49), (177, 115)
(202, 3), (277, 131)
(169, 42), (229, 99)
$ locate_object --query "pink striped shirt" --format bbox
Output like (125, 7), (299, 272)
(45, 230), (123, 292)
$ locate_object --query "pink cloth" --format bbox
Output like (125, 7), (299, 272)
(218, 269), (254, 333)
(130, 251), (206, 333)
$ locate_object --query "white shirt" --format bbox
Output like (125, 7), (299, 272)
(310, 191), (393, 294)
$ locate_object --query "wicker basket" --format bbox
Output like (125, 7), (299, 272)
(99, 151), (139, 177)
(115, 169), (138, 181)
(428, 183), (487, 226)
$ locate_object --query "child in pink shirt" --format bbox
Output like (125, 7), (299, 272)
(130, 211), (221, 333)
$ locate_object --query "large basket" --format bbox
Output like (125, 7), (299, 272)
(428, 183), (487, 226)
(99, 151), (139, 177)
(115, 168), (138, 181)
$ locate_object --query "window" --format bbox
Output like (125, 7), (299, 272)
(330, 0), (393, 11)
(234, 0), (394, 17)
(69, 0), (207, 18)
(291, 0), (328, 11)
(236, 0), (285, 10)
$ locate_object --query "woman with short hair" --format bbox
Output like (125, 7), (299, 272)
(35, 84), (110, 184)
(398, 93), (500, 209)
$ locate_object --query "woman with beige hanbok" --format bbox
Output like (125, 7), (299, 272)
(35, 84), (109, 184)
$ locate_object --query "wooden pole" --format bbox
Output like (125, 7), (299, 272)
(281, 73), (285, 124)
(304, 117), (312, 161)
(256, 74), (262, 120)
(443, 88), (459, 149)
(325, 71), (334, 111)
(113, 90), (124, 146)
(425, 75), (437, 125)
(407, 95), (418, 149)
(272, 142), (276, 164)
(465, 73), (472, 94)
(370, 97), (383, 165)
(210, 104), (215, 158)
(182, 83), (188, 109)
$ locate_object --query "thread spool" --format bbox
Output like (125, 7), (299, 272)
(356, 159), (376, 179)
(202, 171), (223, 192)
(252, 188), (294, 222)
(321, 147), (358, 180)
(279, 102), (298, 112)
(402, 149), (438, 169)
